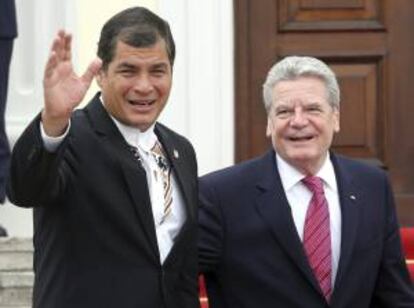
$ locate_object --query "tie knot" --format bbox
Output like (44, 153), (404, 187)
(151, 141), (164, 156)
(302, 176), (324, 195)
(151, 141), (169, 171)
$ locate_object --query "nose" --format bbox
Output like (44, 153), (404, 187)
(289, 108), (308, 128)
(133, 74), (154, 94)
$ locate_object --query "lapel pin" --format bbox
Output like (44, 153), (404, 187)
(173, 149), (179, 159)
(349, 195), (356, 200)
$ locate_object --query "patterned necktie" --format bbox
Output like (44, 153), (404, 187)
(151, 141), (173, 224)
(302, 176), (332, 302)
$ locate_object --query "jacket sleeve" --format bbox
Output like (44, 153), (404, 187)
(6, 114), (70, 207)
(372, 174), (414, 307)
(198, 175), (225, 274)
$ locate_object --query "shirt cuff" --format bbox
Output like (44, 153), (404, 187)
(40, 120), (71, 152)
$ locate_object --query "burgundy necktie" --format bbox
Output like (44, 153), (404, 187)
(302, 176), (332, 302)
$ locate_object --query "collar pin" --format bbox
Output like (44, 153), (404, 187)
(173, 149), (179, 159)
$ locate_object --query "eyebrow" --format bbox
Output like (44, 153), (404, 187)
(116, 61), (170, 70)
(116, 63), (136, 70)
(151, 62), (169, 70)
(273, 101), (292, 108)
(274, 104), (290, 110)
(304, 101), (323, 106)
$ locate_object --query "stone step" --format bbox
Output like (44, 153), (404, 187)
(0, 238), (33, 271)
(0, 238), (33, 252)
(0, 272), (33, 306)
(0, 272), (34, 288)
(0, 238), (34, 307)
(0, 289), (32, 306)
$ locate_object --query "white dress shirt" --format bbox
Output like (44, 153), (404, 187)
(110, 119), (186, 263)
(40, 101), (186, 264)
(276, 153), (342, 286)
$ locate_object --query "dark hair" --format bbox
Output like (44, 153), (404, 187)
(97, 7), (175, 70)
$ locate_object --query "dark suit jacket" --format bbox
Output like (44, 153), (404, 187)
(7, 94), (199, 308)
(0, 0), (17, 38)
(199, 150), (414, 308)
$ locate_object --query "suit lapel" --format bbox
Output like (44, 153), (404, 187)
(254, 151), (321, 294)
(120, 161), (159, 256)
(330, 154), (360, 299)
(85, 95), (159, 256)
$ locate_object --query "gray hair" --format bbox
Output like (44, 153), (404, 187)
(262, 56), (340, 113)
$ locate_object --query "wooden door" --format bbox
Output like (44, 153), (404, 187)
(235, 0), (414, 225)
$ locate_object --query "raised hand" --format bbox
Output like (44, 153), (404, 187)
(42, 30), (102, 136)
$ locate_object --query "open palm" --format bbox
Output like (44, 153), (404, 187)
(42, 30), (101, 134)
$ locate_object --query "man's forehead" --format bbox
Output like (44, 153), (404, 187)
(111, 40), (169, 63)
(273, 90), (328, 103)
(273, 79), (328, 100)
(114, 39), (167, 52)
(273, 77), (326, 91)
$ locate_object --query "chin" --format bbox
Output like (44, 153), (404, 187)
(286, 150), (313, 161)
(130, 117), (155, 129)
(287, 154), (316, 167)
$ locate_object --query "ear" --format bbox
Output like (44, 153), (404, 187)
(266, 117), (272, 137)
(333, 109), (340, 133)
(95, 70), (104, 88)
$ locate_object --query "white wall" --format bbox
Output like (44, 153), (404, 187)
(1, 0), (78, 237)
(0, 0), (234, 236)
(159, 0), (234, 175)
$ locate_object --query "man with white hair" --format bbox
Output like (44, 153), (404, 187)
(199, 56), (414, 307)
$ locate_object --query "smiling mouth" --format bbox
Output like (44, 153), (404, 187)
(128, 99), (156, 106)
(289, 136), (314, 142)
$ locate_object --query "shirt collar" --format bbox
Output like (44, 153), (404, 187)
(100, 96), (158, 152)
(316, 155), (338, 192)
(276, 152), (337, 192)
